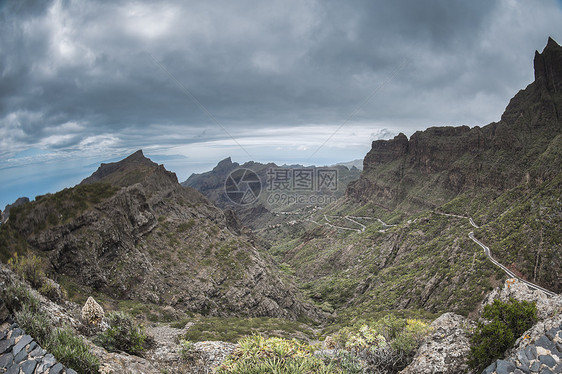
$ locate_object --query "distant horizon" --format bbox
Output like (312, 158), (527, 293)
(2, 1), (561, 211)
(0, 148), (367, 211)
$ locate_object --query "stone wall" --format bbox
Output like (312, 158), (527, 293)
(0, 298), (76, 374)
(483, 321), (562, 374)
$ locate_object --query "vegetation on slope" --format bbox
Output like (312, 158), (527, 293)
(468, 298), (538, 371)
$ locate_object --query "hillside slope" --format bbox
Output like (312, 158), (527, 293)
(269, 38), (561, 320)
(0, 151), (321, 321)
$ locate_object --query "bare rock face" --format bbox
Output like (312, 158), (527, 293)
(484, 313), (562, 374)
(534, 37), (562, 94)
(482, 278), (562, 320)
(509, 313), (562, 355)
(81, 296), (104, 326)
(400, 312), (475, 374)
(89, 343), (161, 374)
(363, 133), (409, 172)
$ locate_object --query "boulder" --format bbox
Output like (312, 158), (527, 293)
(482, 278), (562, 320)
(400, 312), (475, 374)
(81, 296), (104, 326)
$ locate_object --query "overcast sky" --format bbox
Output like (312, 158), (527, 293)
(1, 0), (562, 209)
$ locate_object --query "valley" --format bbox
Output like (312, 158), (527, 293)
(0, 37), (561, 374)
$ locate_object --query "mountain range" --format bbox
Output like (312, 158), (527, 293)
(0, 37), (560, 374)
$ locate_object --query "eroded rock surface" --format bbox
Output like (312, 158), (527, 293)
(401, 312), (475, 374)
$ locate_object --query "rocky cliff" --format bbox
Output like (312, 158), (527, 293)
(0, 151), (321, 321)
(348, 38), (562, 212)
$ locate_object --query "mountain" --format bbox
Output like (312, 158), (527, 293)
(0, 38), (560, 374)
(334, 159), (363, 170)
(182, 158), (361, 230)
(0, 150), (321, 320)
(267, 37), (561, 319)
(344, 36), (562, 292)
(347, 37), (562, 214)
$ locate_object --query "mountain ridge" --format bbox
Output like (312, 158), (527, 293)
(0, 151), (322, 321)
(263, 37), (561, 322)
(347, 37), (562, 213)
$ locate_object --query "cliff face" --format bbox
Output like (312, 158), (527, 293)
(341, 37), (562, 295)
(348, 38), (562, 212)
(534, 37), (562, 94)
(363, 133), (409, 171)
(0, 151), (321, 321)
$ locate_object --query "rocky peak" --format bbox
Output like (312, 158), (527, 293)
(212, 157), (239, 173)
(80, 150), (178, 189)
(533, 36), (562, 93)
(1, 197), (30, 224)
(363, 133), (408, 172)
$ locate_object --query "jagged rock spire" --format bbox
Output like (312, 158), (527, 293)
(534, 37), (562, 93)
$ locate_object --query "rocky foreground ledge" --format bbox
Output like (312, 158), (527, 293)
(402, 279), (562, 374)
(0, 304), (75, 374)
(483, 315), (562, 374)
(1, 263), (561, 374)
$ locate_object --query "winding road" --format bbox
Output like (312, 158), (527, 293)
(273, 209), (558, 297)
(468, 232), (557, 297)
(435, 211), (557, 297)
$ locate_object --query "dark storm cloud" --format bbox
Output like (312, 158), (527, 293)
(1, 0), (561, 160)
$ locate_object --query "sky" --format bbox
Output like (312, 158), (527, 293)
(1, 0), (562, 210)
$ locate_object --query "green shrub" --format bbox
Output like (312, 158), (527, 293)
(333, 315), (431, 373)
(95, 311), (150, 356)
(1, 283), (40, 313)
(468, 298), (538, 371)
(180, 317), (315, 342)
(47, 328), (100, 374)
(7, 252), (45, 288)
(326, 350), (364, 374)
(14, 305), (51, 345)
(216, 335), (344, 374)
(177, 219), (196, 232)
(38, 279), (66, 302)
(180, 339), (195, 362)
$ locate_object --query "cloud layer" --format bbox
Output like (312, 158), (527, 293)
(1, 0), (561, 208)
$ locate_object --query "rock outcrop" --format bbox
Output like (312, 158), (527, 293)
(483, 278), (562, 320)
(363, 133), (409, 172)
(400, 313), (475, 374)
(81, 297), (104, 326)
(478, 279), (562, 374)
(534, 37), (562, 94)
(483, 318), (562, 374)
